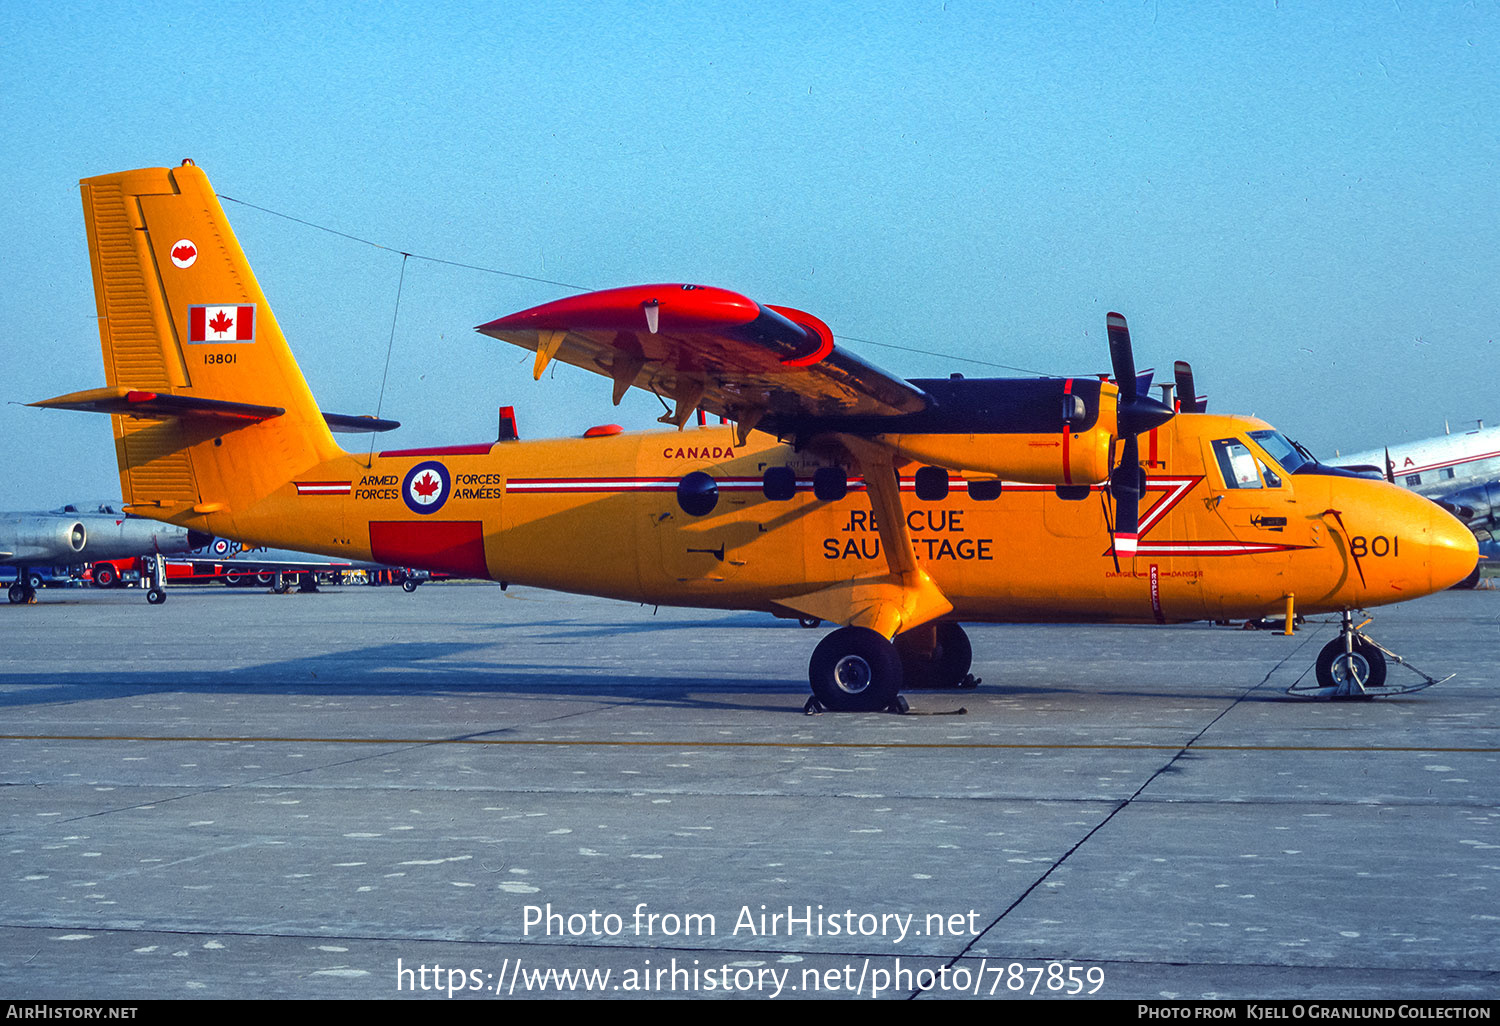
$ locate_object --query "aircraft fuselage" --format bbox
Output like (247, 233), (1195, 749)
(192, 411), (1477, 626)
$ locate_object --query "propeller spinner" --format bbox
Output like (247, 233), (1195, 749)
(1106, 313), (1175, 558)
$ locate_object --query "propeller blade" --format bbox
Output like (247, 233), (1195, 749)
(1104, 314), (1177, 559)
(1173, 361), (1195, 412)
(1173, 360), (1207, 413)
(1106, 312), (1137, 401)
(1383, 446), (1395, 484)
(1111, 434), (1143, 557)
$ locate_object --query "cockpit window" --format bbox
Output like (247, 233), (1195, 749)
(1248, 430), (1315, 474)
(1212, 438), (1264, 489)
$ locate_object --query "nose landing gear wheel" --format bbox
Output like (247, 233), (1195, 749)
(808, 626), (903, 712)
(1288, 609), (1449, 699)
(1315, 637), (1387, 696)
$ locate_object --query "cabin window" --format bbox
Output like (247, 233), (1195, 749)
(1405, 474), (1422, 486)
(1212, 438), (1263, 489)
(914, 466), (949, 501)
(1247, 429), (1314, 474)
(968, 479), (1003, 501)
(1259, 460), (1282, 488)
(813, 466), (847, 502)
(762, 466), (796, 501)
(676, 471), (718, 516)
(1441, 467), (1455, 480)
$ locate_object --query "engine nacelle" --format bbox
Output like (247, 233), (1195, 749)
(871, 376), (1120, 485)
(875, 428), (1115, 485)
(1438, 481), (1499, 529)
(4, 517), (87, 561)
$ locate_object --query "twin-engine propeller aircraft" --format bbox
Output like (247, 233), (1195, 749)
(33, 163), (1479, 707)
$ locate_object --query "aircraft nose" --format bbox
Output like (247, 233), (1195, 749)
(1427, 502), (1480, 591)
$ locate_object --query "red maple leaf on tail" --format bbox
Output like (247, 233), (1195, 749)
(208, 311), (234, 335)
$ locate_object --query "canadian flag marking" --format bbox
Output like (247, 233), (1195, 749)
(188, 304), (256, 343)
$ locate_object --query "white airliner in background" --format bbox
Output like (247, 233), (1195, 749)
(1337, 422), (1499, 588)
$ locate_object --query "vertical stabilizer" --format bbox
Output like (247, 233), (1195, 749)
(78, 163), (340, 521)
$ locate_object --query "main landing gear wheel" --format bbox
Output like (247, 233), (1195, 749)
(8, 582), (36, 604)
(1315, 637), (1387, 694)
(146, 588), (166, 605)
(808, 626), (903, 712)
(895, 623), (975, 689)
(402, 578), (419, 593)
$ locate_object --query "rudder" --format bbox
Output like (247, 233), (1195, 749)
(73, 163), (340, 522)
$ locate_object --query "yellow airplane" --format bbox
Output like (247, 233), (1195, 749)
(35, 163), (1478, 709)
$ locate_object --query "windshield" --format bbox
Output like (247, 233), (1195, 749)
(1248, 430), (1315, 474)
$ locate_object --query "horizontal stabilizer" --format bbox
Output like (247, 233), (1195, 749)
(323, 412), (401, 433)
(32, 387), (284, 423)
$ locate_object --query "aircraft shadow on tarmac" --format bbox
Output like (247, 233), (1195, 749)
(0, 638), (813, 714)
(0, 630), (1331, 713)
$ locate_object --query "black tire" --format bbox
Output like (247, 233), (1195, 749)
(896, 622), (973, 689)
(402, 579), (419, 593)
(93, 563), (118, 588)
(146, 588), (166, 605)
(8, 582), (28, 604)
(1315, 637), (1387, 693)
(798, 616), (822, 629)
(1450, 563), (1482, 590)
(28, 574), (43, 589)
(809, 626), (903, 712)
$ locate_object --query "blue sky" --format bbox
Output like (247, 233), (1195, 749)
(2, 1), (1495, 508)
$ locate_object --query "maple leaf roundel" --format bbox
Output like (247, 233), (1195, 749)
(171, 239), (197, 269)
(402, 460), (452, 515)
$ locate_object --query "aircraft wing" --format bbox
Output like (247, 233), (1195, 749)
(476, 285), (928, 434)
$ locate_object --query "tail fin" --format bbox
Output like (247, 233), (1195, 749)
(48, 163), (341, 520)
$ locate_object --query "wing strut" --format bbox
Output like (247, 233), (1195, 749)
(772, 435), (951, 638)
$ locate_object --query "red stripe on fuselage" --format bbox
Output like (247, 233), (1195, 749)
(379, 443), (494, 458)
